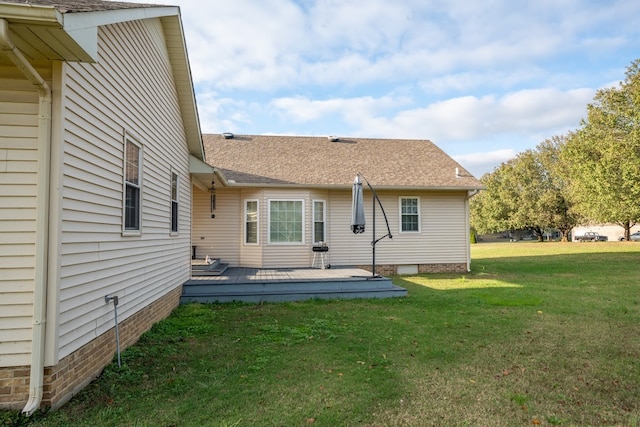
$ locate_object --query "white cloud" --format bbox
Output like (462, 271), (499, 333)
(125, 0), (640, 176)
(270, 95), (410, 123)
(354, 87), (594, 141)
(138, 0), (640, 95)
(453, 149), (518, 177)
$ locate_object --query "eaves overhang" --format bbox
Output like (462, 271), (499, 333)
(0, 2), (179, 62)
(0, 2), (205, 160)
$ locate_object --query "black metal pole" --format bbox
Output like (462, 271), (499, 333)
(372, 191), (376, 277)
(356, 173), (392, 279)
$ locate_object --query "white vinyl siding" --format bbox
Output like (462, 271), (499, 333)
(191, 187), (242, 265)
(191, 187), (469, 269)
(0, 63), (51, 367)
(329, 190), (468, 266)
(55, 19), (192, 360)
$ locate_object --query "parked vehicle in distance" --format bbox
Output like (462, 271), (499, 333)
(619, 232), (640, 241)
(575, 231), (608, 242)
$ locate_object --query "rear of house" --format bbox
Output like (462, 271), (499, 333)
(0, 0), (204, 412)
(192, 134), (483, 275)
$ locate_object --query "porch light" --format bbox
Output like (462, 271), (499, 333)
(210, 181), (216, 218)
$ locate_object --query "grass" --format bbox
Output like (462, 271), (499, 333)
(4, 242), (640, 426)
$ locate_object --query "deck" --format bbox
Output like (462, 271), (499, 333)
(181, 265), (408, 304)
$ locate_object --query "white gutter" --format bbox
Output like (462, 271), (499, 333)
(0, 19), (53, 416)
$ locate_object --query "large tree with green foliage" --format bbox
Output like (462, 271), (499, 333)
(471, 136), (578, 241)
(563, 59), (640, 240)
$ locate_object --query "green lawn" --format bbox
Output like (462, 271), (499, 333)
(6, 242), (640, 426)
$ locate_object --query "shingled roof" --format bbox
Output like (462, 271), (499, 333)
(203, 134), (482, 190)
(0, 0), (160, 13)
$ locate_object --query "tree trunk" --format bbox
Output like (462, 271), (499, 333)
(621, 220), (632, 241)
(532, 226), (544, 242)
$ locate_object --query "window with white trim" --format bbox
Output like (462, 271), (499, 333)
(269, 199), (304, 244)
(399, 197), (420, 233)
(170, 171), (179, 233)
(313, 200), (326, 244)
(124, 138), (142, 232)
(245, 200), (259, 244)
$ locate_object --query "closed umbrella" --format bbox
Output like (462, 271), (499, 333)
(350, 173), (393, 278)
(351, 175), (365, 234)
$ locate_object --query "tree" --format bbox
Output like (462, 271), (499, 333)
(536, 136), (580, 241)
(471, 136), (578, 241)
(563, 59), (640, 240)
(471, 164), (514, 236)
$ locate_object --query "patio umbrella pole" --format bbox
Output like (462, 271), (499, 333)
(357, 173), (392, 279)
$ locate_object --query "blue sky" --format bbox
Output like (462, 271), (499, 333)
(134, 0), (640, 177)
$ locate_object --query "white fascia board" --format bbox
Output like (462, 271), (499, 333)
(61, 7), (179, 61)
(189, 155), (215, 174)
(62, 6), (179, 31)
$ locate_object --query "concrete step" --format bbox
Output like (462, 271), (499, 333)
(192, 259), (229, 276)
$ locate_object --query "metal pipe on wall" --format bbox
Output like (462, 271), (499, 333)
(105, 295), (121, 367)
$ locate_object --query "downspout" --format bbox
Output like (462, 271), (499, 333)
(0, 19), (53, 416)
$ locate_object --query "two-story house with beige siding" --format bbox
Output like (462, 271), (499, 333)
(193, 134), (483, 276)
(0, 0), (210, 413)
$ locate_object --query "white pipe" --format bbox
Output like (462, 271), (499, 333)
(0, 19), (53, 416)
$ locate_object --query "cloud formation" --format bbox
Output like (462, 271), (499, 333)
(132, 0), (640, 176)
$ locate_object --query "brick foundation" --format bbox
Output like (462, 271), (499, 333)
(0, 285), (182, 412)
(357, 263), (468, 275)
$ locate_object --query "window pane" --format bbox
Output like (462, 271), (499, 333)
(270, 200), (303, 243)
(313, 201), (325, 243)
(171, 172), (178, 232)
(401, 198), (419, 232)
(314, 222), (325, 243)
(125, 141), (139, 185)
(245, 201), (258, 244)
(313, 201), (324, 221)
(171, 172), (178, 201)
(125, 185), (140, 230)
(171, 201), (178, 232)
(246, 222), (257, 244)
(124, 139), (141, 231)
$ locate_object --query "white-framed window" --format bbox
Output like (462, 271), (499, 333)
(170, 170), (179, 233)
(312, 200), (326, 244)
(399, 196), (420, 233)
(268, 199), (304, 244)
(245, 199), (259, 244)
(123, 137), (142, 234)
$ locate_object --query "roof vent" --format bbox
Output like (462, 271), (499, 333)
(222, 132), (234, 139)
(328, 135), (340, 142)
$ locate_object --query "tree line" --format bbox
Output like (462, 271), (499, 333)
(471, 59), (640, 242)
